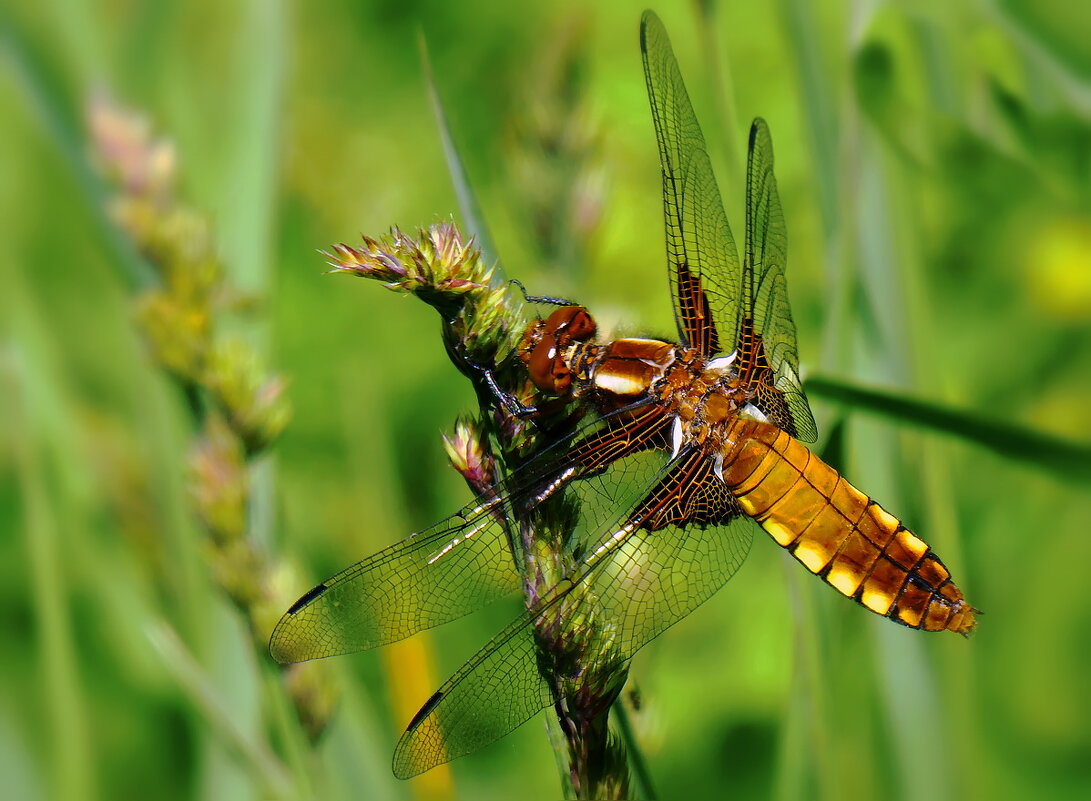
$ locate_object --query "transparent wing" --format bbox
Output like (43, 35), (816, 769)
(269, 403), (670, 663)
(392, 447), (756, 778)
(641, 10), (741, 358)
(642, 10), (816, 441)
(741, 119), (817, 441)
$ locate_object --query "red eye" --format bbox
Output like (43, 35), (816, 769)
(557, 307), (596, 341)
(524, 306), (595, 396)
(542, 306), (596, 341)
(527, 334), (558, 391)
(550, 366), (573, 394)
(541, 307), (571, 334)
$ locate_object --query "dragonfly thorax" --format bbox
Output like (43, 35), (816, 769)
(521, 306), (685, 406)
(658, 357), (757, 455)
(522, 305), (758, 438)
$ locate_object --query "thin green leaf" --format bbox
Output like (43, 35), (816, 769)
(6, 346), (93, 801)
(778, 555), (838, 801)
(994, 1), (1091, 97)
(217, 0), (286, 299)
(417, 30), (502, 272)
(612, 700), (657, 801)
(806, 374), (1091, 483)
(0, 7), (157, 291)
(852, 126), (939, 801)
(693, 0), (744, 192)
(146, 621), (295, 798)
(778, 0), (839, 237)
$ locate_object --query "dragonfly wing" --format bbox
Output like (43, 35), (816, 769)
(270, 403), (670, 663)
(392, 447), (755, 777)
(270, 499), (521, 664)
(740, 119), (817, 441)
(641, 10), (741, 359)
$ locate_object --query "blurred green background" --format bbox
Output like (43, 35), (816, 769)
(2, 0), (1090, 799)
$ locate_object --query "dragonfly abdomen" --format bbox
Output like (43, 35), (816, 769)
(721, 419), (976, 635)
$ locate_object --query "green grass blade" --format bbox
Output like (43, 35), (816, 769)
(216, 0), (286, 302)
(991, 2), (1091, 116)
(146, 621), (295, 798)
(6, 346), (94, 801)
(418, 30), (502, 271)
(778, 0), (839, 235)
(0, 7), (156, 291)
(694, 0), (744, 192)
(612, 700), (657, 801)
(852, 128), (945, 801)
(806, 374), (1091, 483)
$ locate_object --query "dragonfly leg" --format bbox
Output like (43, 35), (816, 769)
(509, 278), (578, 308)
(475, 365), (541, 419)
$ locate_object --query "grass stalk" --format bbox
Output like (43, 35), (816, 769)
(773, 1), (847, 796)
(7, 347), (94, 801)
(854, 118), (948, 801)
(805, 374), (1091, 483)
(85, 83), (336, 776)
(147, 621), (294, 797)
(612, 701), (656, 800)
(778, 0), (839, 236)
(693, 0), (744, 192)
(419, 31), (502, 270)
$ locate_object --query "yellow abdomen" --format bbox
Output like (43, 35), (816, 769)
(721, 418), (976, 635)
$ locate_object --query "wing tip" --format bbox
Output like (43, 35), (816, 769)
(748, 117), (773, 154)
(268, 582), (331, 664)
(392, 725), (444, 780)
(797, 418), (819, 444)
(267, 627), (299, 665)
(639, 9), (662, 52)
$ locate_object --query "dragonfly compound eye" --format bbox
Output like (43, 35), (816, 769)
(525, 332), (572, 395)
(523, 306), (596, 396)
(556, 307), (596, 341)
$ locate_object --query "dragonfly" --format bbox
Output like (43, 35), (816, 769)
(271, 10), (976, 779)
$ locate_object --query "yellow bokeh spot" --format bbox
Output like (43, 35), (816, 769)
(1026, 218), (1091, 320)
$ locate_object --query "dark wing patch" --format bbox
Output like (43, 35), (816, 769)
(285, 583), (328, 615)
(641, 10), (740, 358)
(741, 119), (817, 442)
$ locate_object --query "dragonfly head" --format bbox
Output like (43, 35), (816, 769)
(520, 305), (597, 395)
